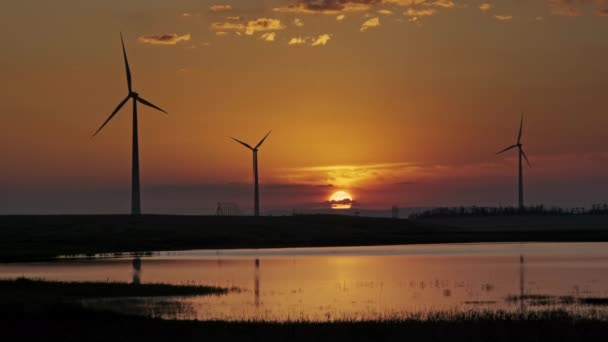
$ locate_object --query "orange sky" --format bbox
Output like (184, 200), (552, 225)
(1, 0), (607, 214)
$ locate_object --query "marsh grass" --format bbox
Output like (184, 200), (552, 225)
(506, 294), (608, 307)
(81, 297), (199, 320)
(3, 305), (608, 342)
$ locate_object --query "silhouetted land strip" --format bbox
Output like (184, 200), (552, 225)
(409, 204), (608, 219)
(2, 303), (607, 342)
(2, 214), (608, 261)
(0, 278), (230, 299)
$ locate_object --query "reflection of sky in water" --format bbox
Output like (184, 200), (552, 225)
(3, 243), (608, 321)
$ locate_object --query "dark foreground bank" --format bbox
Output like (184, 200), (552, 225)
(0, 278), (233, 318)
(3, 304), (607, 342)
(0, 278), (230, 299)
(1, 278), (607, 341)
(2, 214), (608, 261)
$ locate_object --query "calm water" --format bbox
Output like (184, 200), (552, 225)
(2, 242), (608, 321)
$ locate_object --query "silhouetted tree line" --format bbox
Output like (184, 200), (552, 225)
(409, 204), (608, 219)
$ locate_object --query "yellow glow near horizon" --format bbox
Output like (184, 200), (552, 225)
(329, 191), (353, 210)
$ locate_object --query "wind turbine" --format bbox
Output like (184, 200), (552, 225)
(93, 33), (168, 215)
(231, 131), (272, 216)
(497, 114), (531, 210)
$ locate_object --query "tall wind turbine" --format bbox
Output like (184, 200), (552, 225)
(497, 114), (531, 210)
(231, 131), (272, 217)
(93, 33), (168, 215)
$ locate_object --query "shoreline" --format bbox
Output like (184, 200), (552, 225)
(54, 240), (608, 263)
(2, 214), (608, 262)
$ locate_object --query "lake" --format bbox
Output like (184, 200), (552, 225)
(2, 242), (608, 321)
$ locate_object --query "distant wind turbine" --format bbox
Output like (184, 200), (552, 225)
(93, 33), (168, 215)
(497, 114), (531, 210)
(231, 131), (272, 217)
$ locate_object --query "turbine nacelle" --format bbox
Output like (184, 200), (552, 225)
(130, 92), (139, 98)
(231, 130), (272, 152)
(497, 114), (531, 168)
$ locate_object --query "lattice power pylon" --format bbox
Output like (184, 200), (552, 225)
(215, 202), (242, 216)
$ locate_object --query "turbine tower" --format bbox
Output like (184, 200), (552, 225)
(231, 131), (272, 216)
(497, 114), (531, 210)
(93, 33), (168, 215)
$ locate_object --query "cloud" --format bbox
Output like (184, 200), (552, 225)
(226, 16), (242, 21)
(138, 33), (191, 45)
(11, 150), (608, 214)
(182, 12), (202, 18)
(550, 6), (581, 16)
(260, 32), (276, 42)
(337, 14), (346, 20)
(404, 8), (436, 22)
(288, 37), (307, 45)
(293, 18), (304, 26)
(550, 0), (608, 2)
(245, 18), (285, 35)
(288, 34), (332, 46)
(383, 0), (427, 5)
(405, 8), (436, 16)
(210, 4), (232, 12)
(312, 34), (332, 45)
(210, 18), (285, 36)
(360, 16), (381, 31)
(278, 162), (423, 188)
(432, 0), (454, 8)
(479, 3), (492, 12)
(273, 0), (458, 14)
(377, 9), (394, 15)
(389, 0), (458, 23)
(210, 22), (246, 31)
(325, 197), (358, 209)
(384, 0), (454, 7)
(545, 1), (608, 16)
(273, 0), (381, 14)
(493, 14), (513, 21)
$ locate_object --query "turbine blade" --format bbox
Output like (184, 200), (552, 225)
(231, 137), (253, 150)
(137, 96), (168, 114)
(518, 113), (523, 144)
(255, 130), (272, 149)
(121, 33), (132, 93)
(521, 149), (532, 167)
(496, 144), (518, 155)
(93, 95), (130, 137)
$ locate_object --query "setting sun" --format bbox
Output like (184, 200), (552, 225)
(329, 191), (353, 210)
